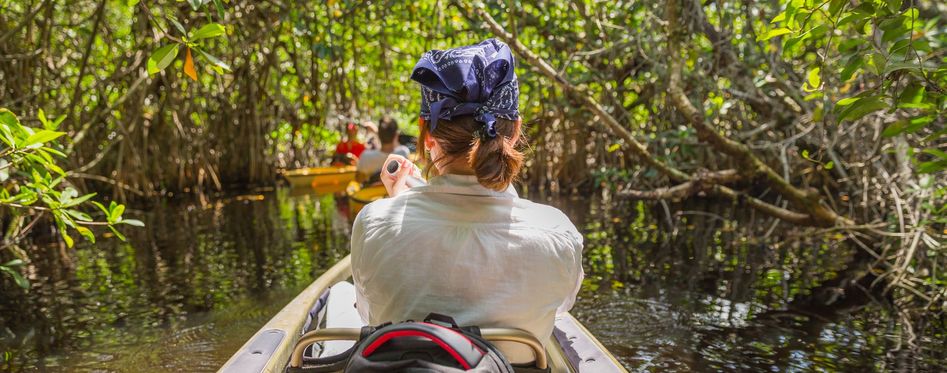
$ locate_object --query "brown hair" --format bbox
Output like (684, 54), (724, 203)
(377, 116), (399, 144)
(419, 116), (524, 191)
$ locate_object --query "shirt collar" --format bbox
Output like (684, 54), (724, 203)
(413, 174), (518, 198)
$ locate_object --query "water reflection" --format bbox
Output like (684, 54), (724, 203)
(1, 189), (351, 371)
(555, 195), (944, 372)
(0, 189), (943, 371)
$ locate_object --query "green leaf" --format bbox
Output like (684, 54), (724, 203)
(917, 160), (947, 174)
(838, 12), (870, 27)
(886, 0), (902, 13)
(147, 44), (180, 75)
(62, 231), (74, 248)
(91, 201), (110, 215)
(757, 28), (792, 41)
(882, 115), (932, 137)
(108, 225), (127, 241)
(62, 192), (96, 208)
(64, 209), (93, 222)
(838, 38), (865, 53)
(119, 219), (145, 227)
(829, 0), (847, 16)
(196, 48), (231, 71)
(188, 0), (205, 11)
(38, 109), (48, 128)
(836, 97), (860, 107)
(867, 53), (886, 75)
(41, 146), (66, 158)
(169, 17), (187, 36)
(191, 23), (226, 41)
(3, 259), (23, 267)
(838, 96), (888, 122)
(0, 108), (20, 127)
(0, 265), (29, 289)
(109, 203), (125, 223)
(923, 149), (947, 160)
(75, 226), (95, 243)
(22, 130), (66, 148)
(802, 149), (810, 160)
(883, 61), (922, 75)
(213, 0), (225, 18)
(807, 67), (821, 88)
(824, 161), (834, 170)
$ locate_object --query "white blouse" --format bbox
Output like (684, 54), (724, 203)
(350, 174), (584, 363)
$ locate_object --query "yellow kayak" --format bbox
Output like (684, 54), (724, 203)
(282, 166), (357, 188)
(347, 184), (388, 217)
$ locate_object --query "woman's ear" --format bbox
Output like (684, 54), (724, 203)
(424, 133), (437, 149)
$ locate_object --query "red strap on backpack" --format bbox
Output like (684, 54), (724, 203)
(360, 322), (484, 369)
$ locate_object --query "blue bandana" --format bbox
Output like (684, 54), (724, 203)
(410, 39), (520, 139)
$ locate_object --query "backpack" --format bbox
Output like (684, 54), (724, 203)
(289, 314), (517, 373)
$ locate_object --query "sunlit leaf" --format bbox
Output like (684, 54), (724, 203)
(838, 96), (887, 122)
(807, 67), (821, 89)
(61, 231), (74, 248)
(75, 226), (95, 243)
(147, 44), (179, 75)
(836, 97), (860, 107)
(191, 23), (226, 41)
(22, 130), (65, 148)
(757, 28), (792, 41)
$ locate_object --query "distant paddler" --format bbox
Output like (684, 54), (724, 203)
(332, 121), (366, 166)
(355, 116), (411, 184)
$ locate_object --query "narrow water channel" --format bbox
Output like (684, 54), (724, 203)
(0, 188), (943, 371)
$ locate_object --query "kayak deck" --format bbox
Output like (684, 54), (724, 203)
(219, 255), (626, 372)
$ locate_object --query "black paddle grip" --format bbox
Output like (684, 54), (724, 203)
(386, 160), (400, 174)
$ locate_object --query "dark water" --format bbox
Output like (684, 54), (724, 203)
(0, 188), (943, 372)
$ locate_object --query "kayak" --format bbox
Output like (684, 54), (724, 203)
(282, 166), (357, 188)
(219, 255), (627, 373)
(347, 184), (388, 217)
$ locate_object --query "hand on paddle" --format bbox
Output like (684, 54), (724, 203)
(381, 154), (423, 197)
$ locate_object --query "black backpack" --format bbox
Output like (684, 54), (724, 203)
(289, 314), (516, 373)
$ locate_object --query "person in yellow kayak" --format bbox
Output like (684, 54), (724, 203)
(355, 116), (410, 184)
(350, 39), (584, 365)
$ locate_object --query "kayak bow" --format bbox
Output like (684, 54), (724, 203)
(219, 255), (627, 373)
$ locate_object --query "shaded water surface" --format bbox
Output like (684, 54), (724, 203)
(0, 188), (943, 371)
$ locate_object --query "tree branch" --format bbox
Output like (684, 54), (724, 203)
(664, 0), (853, 227)
(461, 1), (690, 182)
